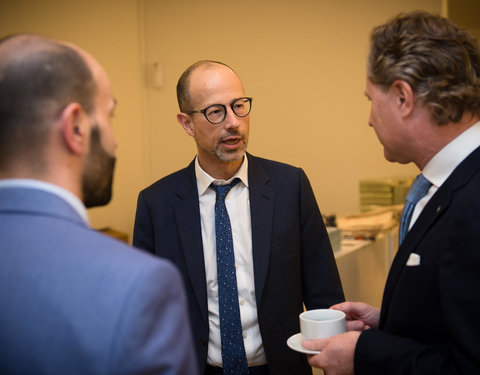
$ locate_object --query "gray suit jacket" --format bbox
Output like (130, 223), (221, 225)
(0, 186), (198, 375)
(133, 154), (344, 374)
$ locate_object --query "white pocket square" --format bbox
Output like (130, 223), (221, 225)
(406, 253), (421, 266)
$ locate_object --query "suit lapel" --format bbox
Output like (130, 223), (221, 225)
(380, 146), (480, 326)
(174, 155), (277, 320)
(173, 161), (208, 324)
(247, 154), (275, 307)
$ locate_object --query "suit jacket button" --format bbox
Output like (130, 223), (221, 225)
(200, 338), (207, 347)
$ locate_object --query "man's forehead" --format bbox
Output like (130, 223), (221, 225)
(190, 66), (242, 92)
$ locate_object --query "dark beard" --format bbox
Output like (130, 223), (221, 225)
(81, 125), (116, 208)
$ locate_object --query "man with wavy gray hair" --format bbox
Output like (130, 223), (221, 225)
(303, 11), (480, 374)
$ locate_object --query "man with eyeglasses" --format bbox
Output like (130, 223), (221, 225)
(133, 60), (344, 375)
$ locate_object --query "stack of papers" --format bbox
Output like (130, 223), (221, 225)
(336, 206), (403, 239)
(359, 177), (413, 212)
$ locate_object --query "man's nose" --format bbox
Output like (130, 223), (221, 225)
(223, 106), (240, 129)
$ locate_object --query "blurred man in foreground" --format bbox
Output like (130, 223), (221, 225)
(0, 34), (197, 375)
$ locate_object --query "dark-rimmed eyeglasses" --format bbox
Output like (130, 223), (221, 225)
(186, 97), (253, 124)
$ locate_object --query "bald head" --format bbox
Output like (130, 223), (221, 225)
(0, 34), (97, 171)
(176, 60), (242, 112)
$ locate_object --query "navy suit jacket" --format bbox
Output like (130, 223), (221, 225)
(355, 146), (480, 374)
(0, 186), (198, 375)
(133, 154), (344, 375)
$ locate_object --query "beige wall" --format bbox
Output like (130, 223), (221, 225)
(0, 0), (146, 239)
(140, 0), (439, 227)
(448, 0), (480, 41)
(1, 0), (445, 241)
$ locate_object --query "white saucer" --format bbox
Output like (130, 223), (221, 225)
(286, 333), (320, 355)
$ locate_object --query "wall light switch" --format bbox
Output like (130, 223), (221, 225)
(152, 61), (164, 88)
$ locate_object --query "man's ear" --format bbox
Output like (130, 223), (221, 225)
(60, 103), (89, 155)
(392, 80), (414, 116)
(177, 112), (195, 137)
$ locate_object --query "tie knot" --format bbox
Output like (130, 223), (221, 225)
(405, 174), (432, 205)
(211, 178), (240, 200)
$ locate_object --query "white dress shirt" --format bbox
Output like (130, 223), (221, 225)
(195, 155), (267, 367)
(0, 178), (89, 224)
(411, 121), (480, 228)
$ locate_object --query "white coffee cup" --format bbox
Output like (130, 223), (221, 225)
(299, 309), (346, 340)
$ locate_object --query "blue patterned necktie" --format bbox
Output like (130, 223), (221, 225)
(211, 178), (248, 375)
(399, 174), (432, 245)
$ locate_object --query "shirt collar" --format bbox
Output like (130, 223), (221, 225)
(195, 154), (249, 196)
(423, 121), (480, 188)
(0, 178), (89, 225)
